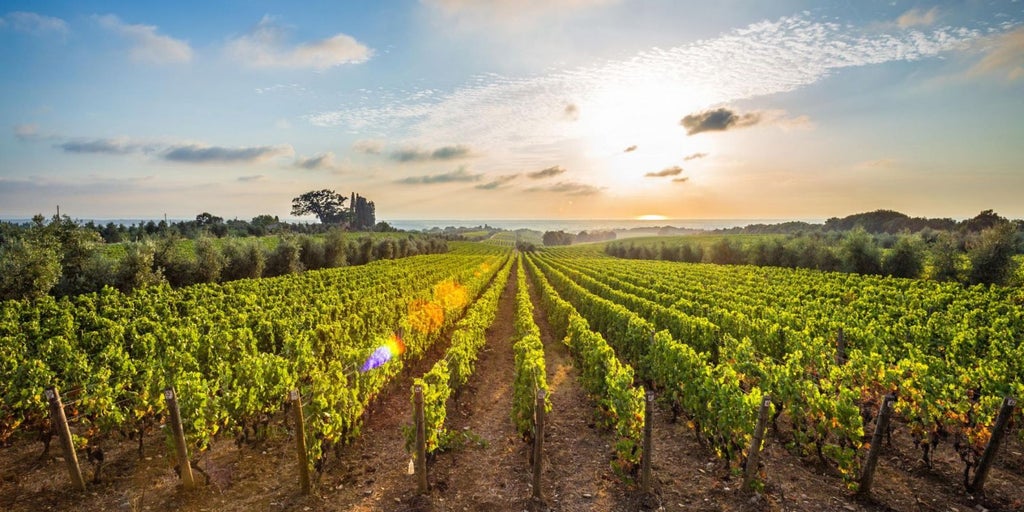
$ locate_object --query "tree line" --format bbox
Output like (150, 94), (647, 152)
(0, 214), (446, 301)
(606, 222), (1022, 286)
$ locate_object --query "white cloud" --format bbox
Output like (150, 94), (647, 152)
(897, 7), (940, 29)
(352, 138), (385, 154)
(226, 16), (371, 70)
(309, 14), (982, 151)
(95, 14), (192, 64)
(14, 123), (40, 140)
(1, 11), (68, 35)
(967, 27), (1024, 81)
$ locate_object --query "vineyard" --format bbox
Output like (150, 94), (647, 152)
(1, 242), (1022, 511)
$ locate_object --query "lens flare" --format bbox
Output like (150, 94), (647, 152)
(433, 280), (468, 313)
(408, 299), (445, 334)
(360, 332), (407, 372)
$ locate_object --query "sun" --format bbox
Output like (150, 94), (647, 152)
(635, 214), (668, 221)
(574, 78), (715, 194)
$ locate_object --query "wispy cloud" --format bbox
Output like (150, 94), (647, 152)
(683, 152), (708, 161)
(396, 166), (483, 184)
(475, 173), (519, 190)
(389, 144), (472, 162)
(897, 7), (939, 29)
(163, 144), (294, 164)
(352, 138), (385, 155)
(310, 14), (982, 151)
(681, 107), (761, 135)
(294, 152), (338, 171)
(526, 180), (603, 196)
(95, 14), (192, 64)
(645, 166), (683, 178)
(14, 124), (41, 141)
(1, 11), (68, 36)
(967, 27), (1024, 81)
(238, 175), (266, 182)
(624, 145), (637, 153)
(671, 177), (689, 183)
(226, 15), (371, 70)
(57, 137), (155, 155)
(526, 165), (567, 179)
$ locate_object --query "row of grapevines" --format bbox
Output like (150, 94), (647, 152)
(522, 253), (645, 474)
(510, 255), (551, 441)
(409, 255), (513, 454)
(528, 252), (766, 471)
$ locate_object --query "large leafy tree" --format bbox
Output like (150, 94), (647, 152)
(967, 222), (1018, 285)
(291, 189), (348, 224)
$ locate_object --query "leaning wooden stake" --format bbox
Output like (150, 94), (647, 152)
(641, 391), (654, 493)
(532, 389), (546, 500)
(743, 394), (771, 490)
(859, 393), (896, 494)
(289, 390), (311, 495)
(414, 385), (428, 494)
(164, 387), (195, 490)
(45, 387), (86, 491)
(969, 396), (1017, 494)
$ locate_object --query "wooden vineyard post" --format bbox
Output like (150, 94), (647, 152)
(859, 393), (896, 494)
(969, 396), (1017, 494)
(289, 390), (311, 495)
(414, 385), (428, 494)
(743, 394), (771, 490)
(163, 388), (195, 490)
(532, 389), (546, 501)
(45, 387), (86, 491)
(640, 391), (654, 493)
(835, 328), (847, 365)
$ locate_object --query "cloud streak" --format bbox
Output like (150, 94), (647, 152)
(645, 166), (683, 178)
(396, 167), (483, 184)
(163, 144), (294, 164)
(390, 145), (472, 162)
(683, 152), (708, 161)
(95, 14), (192, 64)
(681, 108), (761, 135)
(526, 181), (603, 196)
(57, 138), (156, 155)
(897, 7), (939, 29)
(967, 27), (1024, 81)
(294, 152), (338, 171)
(1, 11), (68, 35)
(226, 16), (371, 70)
(475, 174), (519, 190)
(526, 165), (567, 179)
(352, 139), (385, 155)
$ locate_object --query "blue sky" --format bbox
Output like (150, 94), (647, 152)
(1, 0), (1022, 221)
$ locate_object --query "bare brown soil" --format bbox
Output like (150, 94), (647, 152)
(2, 262), (1023, 512)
